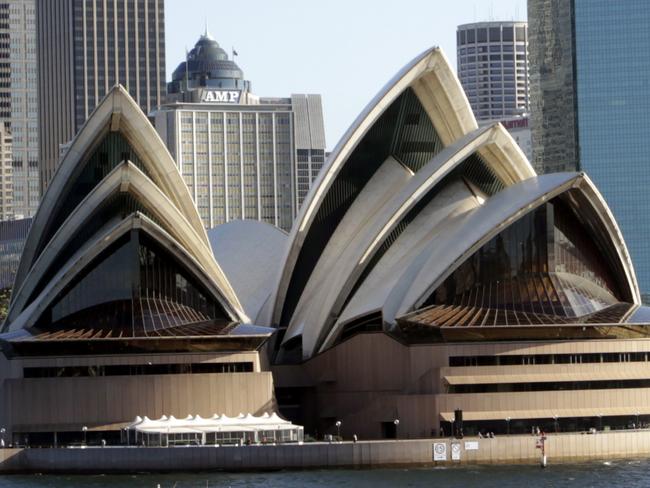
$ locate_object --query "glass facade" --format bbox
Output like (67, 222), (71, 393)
(279, 88), (444, 328)
(450, 349), (650, 367)
(0, 216), (30, 288)
(295, 148), (325, 205)
(573, 0), (650, 301)
(33, 131), (148, 264)
(443, 414), (650, 437)
(530, 0), (650, 300)
(25, 193), (160, 309)
(23, 361), (254, 378)
(428, 196), (624, 318)
(528, 0), (579, 174)
(36, 229), (229, 336)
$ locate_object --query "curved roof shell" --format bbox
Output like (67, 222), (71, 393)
(8, 162), (230, 324)
(382, 172), (639, 327)
(5, 86), (248, 336)
(208, 220), (288, 324)
(15, 86), (209, 290)
(259, 47), (639, 360)
(4, 49), (639, 362)
(7, 213), (244, 333)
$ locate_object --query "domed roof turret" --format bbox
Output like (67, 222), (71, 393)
(168, 29), (251, 96)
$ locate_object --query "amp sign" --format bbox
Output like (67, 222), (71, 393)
(201, 90), (241, 103)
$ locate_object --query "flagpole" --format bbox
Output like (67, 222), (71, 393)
(185, 46), (189, 92)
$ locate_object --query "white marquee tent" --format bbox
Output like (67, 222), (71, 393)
(126, 413), (303, 446)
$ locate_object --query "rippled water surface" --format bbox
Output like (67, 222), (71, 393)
(2, 460), (650, 487)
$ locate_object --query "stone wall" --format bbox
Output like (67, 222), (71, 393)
(1, 430), (650, 472)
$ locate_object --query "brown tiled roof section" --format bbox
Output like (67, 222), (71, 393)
(399, 302), (636, 329)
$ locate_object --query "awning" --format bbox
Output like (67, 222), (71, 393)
(138, 426), (205, 434)
(128, 412), (303, 435)
(440, 406), (650, 422)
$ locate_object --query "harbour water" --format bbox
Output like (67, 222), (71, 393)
(2, 460), (650, 487)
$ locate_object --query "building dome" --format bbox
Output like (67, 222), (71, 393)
(168, 31), (250, 95)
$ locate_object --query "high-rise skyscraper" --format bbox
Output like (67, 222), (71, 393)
(0, 3), (11, 131)
(35, 0), (166, 191)
(0, 126), (12, 220)
(0, 0), (39, 221)
(457, 21), (531, 159)
(9, 0), (38, 219)
(528, 0), (578, 174)
(0, 2), (13, 221)
(154, 32), (326, 232)
(457, 21), (529, 121)
(529, 0), (650, 300)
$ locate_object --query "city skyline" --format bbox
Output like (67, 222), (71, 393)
(164, 0), (527, 149)
(5, 0), (650, 471)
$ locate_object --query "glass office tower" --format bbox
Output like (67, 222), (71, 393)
(530, 0), (650, 301)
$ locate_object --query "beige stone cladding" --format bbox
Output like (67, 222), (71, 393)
(274, 332), (650, 440)
(0, 351), (275, 436)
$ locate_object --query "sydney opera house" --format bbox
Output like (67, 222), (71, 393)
(2, 46), (650, 445)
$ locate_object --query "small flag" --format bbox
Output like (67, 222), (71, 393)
(232, 47), (238, 57)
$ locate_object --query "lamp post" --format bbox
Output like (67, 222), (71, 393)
(82, 426), (88, 446)
(335, 420), (341, 441)
(505, 417), (511, 435)
(394, 419), (400, 439)
(553, 416), (559, 433)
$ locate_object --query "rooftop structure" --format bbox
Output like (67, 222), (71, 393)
(167, 29), (251, 101)
(155, 33), (326, 231)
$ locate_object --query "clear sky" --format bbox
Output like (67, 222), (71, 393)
(165, 0), (527, 150)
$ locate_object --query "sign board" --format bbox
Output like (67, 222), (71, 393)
(201, 90), (241, 103)
(464, 441), (479, 451)
(501, 117), (529, 130)
(433, 442), (447, 461)
(451, 442), (461, 461)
